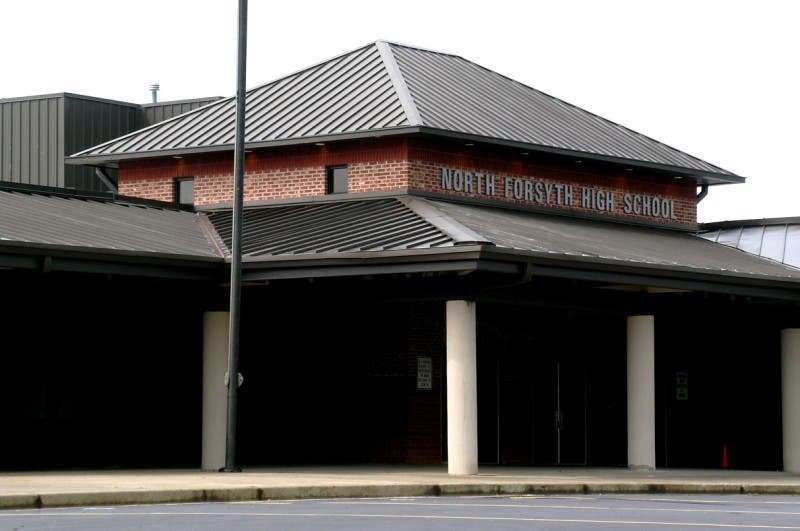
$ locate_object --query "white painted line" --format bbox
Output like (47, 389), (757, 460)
(323, 499), (800, 516)
(611, 496), (800, 506)
(0, 511), (798, 528)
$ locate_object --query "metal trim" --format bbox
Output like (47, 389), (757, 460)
(140, 96), (223, 108)
(68, 123), (743, 184)
(65, 126), (424, 166)
(0, 92), (142, 108)
(0, 242), (224, 266)
(240, 258), (517, 281)
(399, 196), (492, 243)
(478, 247), (800, 291)
(414, 127), (745, 184)
(410, 190), (699, 232)
(376, 41), (422, 126)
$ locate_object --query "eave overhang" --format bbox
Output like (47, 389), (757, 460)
(66, 126), (743, 185)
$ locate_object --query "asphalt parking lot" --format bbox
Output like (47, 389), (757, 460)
(2, 493), (800, 530)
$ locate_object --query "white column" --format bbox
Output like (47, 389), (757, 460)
(446, 300), (478, 475)
(202, 311), (230, 471)
(627, 315), (656, 470)
(782, 329), (800, 473)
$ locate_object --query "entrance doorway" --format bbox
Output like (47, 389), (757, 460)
(498, 353), (587, 465)
(479, 306), (626, 467)
(533, 360), (587, 465)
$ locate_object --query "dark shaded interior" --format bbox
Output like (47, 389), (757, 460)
(0, 270), (788, 471)
(0, 271), (205, 470)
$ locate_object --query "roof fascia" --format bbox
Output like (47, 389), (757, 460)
(0, 241), (224, 268)
(65, 126), (424, 166)
(415, 127), (745, 184)
(478, 247), (800, 294)
(236, 243), (800, 298)
(68, 125), (743, 185)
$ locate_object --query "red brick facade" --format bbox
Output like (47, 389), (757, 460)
(118, 136), (698, 225)
(407, 140), (697, 225)
(118, 139), (409, 205)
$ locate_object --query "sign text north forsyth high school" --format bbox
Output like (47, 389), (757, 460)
(440, 167), (678, 220)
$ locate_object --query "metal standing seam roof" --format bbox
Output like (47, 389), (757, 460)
(0, 187), (221, 259)
(205, 195), (800, 284)
(207, 198), (456, 258)
(68, 42), (740, 183)
(425, 199), (800, 282)
(69, 43), (411, 161)
(3, 184), (798, 287)
(700, 219), (800, 269)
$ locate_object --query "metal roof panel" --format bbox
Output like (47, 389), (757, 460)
(0, 188), (220, 259)
(69, 42), (739, 181)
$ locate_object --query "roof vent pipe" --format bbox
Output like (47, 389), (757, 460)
(697, 183), (709, 203)
(149, 84), (160, 103)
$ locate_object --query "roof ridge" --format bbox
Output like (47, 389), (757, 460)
(376, 42), (422, 126)
(399, 196), (491, 245)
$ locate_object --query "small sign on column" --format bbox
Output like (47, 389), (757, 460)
(417, 356), (432, 390)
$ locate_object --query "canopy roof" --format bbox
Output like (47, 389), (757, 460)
(3, 184), (793, 297)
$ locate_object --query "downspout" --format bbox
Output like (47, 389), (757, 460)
(697, 183), (709, 203)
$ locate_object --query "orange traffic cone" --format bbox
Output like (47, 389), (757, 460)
(721, 444), (729, 469)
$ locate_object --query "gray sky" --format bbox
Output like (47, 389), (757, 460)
(2, 0), (797, 223)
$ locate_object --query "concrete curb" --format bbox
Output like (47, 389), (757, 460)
(2, 482), (800, 510)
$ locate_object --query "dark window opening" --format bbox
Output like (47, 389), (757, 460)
(327, 166), (348, 194)
(175, 177), (194, 208)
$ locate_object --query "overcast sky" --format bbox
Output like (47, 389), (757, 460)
(2, 0), (797, 223)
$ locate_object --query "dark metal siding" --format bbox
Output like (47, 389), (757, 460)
(0, 95), (64, 187)
(63, 96), (141, 191)
(0, 94), (144, 192)
(142, 98), (222, 125)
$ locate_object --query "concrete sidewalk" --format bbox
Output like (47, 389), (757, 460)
(1, 466), (799, 509)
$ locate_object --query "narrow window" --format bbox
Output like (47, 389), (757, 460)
(175, 177), (194, 207)
(327, 166), (348, 194)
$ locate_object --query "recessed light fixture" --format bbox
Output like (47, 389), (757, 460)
(172, 155), (183, 159)
(624, 167), (633, 172)
(464, 142), (474, 147)
(314, 142), (325, 146)
(674, 176), (684, 180)
(574, 159), (583, 164)
(520, 152), (529, 156)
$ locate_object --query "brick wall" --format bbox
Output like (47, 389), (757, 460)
(117, 136), (697, 225)
(405, 302), (444, 464)
(118, 138), (411, 206)
(407, 139), (697, 225)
